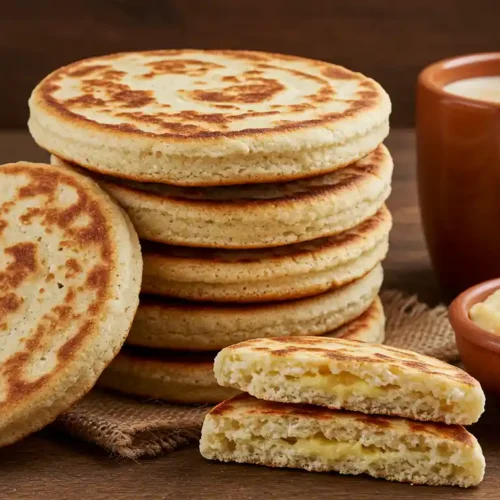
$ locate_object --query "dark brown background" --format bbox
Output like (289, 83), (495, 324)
(2, 0), (499, 128)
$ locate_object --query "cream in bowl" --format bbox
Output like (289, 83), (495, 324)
(443, 75), (500, 104)
(469, 289), (500, 334)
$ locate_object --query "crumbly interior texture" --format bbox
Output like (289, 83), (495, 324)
(200, 401), (485, 487)
(469, 289), (500, 334)
(214, 340), (485, 425)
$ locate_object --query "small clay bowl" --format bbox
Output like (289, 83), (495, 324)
(449, 277), (500, 393)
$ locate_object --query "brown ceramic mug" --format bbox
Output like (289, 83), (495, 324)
(417, 53), (500, 299)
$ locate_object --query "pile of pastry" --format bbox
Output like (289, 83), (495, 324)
(201, 336), (486, 487)
(28, 49), (392, 404)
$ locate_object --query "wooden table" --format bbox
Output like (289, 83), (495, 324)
(0, 129), (498, 499)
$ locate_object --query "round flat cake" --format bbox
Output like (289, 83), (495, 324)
(0, 162), (142, 447)
(51, 144), (392, 248)
(99, 297), (384, 404)
(29, 50), (390, 186)
(141, 207), (391, 302)
(127, 264), (382, 351)
(98, 349), (240, 404)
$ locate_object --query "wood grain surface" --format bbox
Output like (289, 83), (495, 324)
(0, 129), (497, 499)
(2, 0), (500, 128)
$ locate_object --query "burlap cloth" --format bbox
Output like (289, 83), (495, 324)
(55, 289), (458, 459)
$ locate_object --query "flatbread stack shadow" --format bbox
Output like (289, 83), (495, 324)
(28, 50), (393, 404)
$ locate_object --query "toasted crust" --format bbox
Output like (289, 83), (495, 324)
(98, 347), (239, 404)
(214, 336), (485, 425)
(140, 207), (391, 302)
(29, 50), (390, 186)
(0, 162), (142, 447)
(326, 296), (385, 343)
(51, 145), (392, 248)
(209, 394), (476, 445)
(126, 265), (383, 350)
(200, 394), (485, 488)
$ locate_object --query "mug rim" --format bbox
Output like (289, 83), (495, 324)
(418, 52), (500, 109)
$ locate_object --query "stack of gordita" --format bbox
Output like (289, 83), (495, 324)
(28, 49), (393, 404)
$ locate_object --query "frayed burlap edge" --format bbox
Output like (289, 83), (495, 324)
(382, 289), (459, 362)
(55, 390), (209, 459)
(55, 289), (458, 458)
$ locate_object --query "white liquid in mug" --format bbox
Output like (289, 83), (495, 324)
(444, 76), (500, 103)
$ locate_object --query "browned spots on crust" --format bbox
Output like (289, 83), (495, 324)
(450, 370), (476, 385)
(213, 104), (239, 110)
(321, 66), (356, 80)
(18, 169), (59, 200)
(57, 320), (93, 362)
(0, 293), (24, 319)
(38, 50), (384, 140)
(1, 289), (84, 404)
(52, 305), (72, 322)
(305, 82), (334, 104)
(86, 265), (110, 297)
(64, 94), (106, 108)
(80, 77), (154, 109)
(212, 50), (269, 62)
(357, 91), (379, 100)
(138, 49), (186, 58)
(0, 243), (38, 293)
(373, 353), (392, 360)
(115, 111), (204, 134)
(282, 404), (333, 420)
(408, 421), (473, 445)
(210, 398), (235, 416)
(376, 345), (418, 358)
(243, 70), (264, 77)
(184, 78), (285, 104)
(101, 69), (126, 80)
(0, 200), (15, 214)
(0, 163), (120, 411)
(270, 337), (325, 345)
(114, 90), (155, 108)
(402, 361), (434, 371)
(286, 103), (314, 112)
(0, 219), (6, 234)
(116, 123), (141, 133)
(65, 288), (76, 303)
(2, 349), (49, 405)
(355, 414), (391, 428)
(116, 111), (197, 131)
(66, 65), (108, 78)
(10, 166), (112, 260)
(115, 109), (281, 135)
(143, 59), (223, 78)
(65, 258), (82, 278)
(288, 68), (328, 86)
